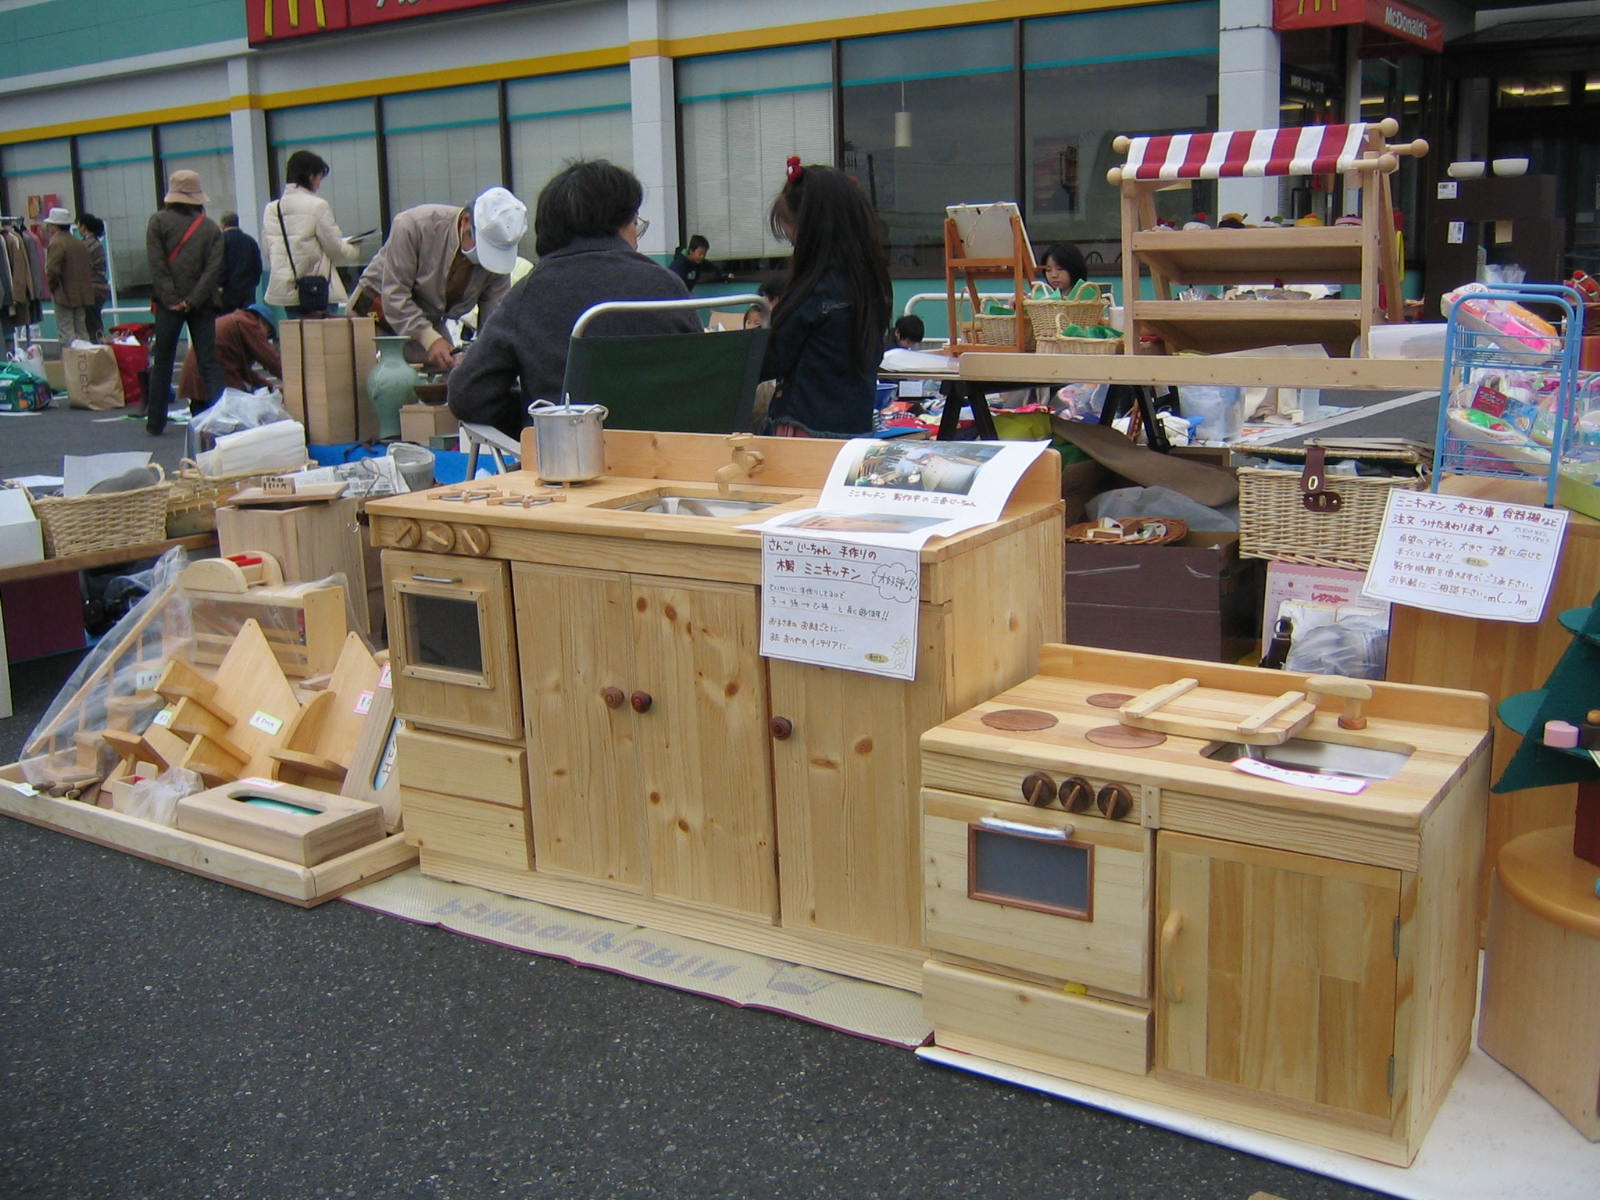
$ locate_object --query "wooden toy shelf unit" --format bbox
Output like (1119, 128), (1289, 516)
(1108, 119), (1428, 357)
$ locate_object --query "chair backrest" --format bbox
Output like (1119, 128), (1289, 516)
(559, 297), (771, 434)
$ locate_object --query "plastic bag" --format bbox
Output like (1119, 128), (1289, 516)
(120, 766), (204, 825)
(1281, 604), (1389, 680)
(187, 387), (292, 459)
(1176, 385), (1245, 442)
(9, 343), (46, 380)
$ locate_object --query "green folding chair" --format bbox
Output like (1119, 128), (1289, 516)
(560, 296), (770, 433)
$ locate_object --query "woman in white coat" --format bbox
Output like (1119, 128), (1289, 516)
(262, 149), (362, 316)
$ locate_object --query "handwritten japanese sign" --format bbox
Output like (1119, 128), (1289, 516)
(760, 532), (920, 680)
(1362, 490), (1569, 623)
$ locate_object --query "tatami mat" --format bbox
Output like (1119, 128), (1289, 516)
(344, 868), (931, 1048)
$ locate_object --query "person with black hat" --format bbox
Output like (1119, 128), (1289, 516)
(145, 169), (224, 435)
(43, 206), (97, 346)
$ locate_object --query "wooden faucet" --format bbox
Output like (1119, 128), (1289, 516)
(1306, 675), (1374, 731)
(715, 435), (766, 496)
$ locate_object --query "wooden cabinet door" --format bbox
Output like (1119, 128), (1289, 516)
(631, 574), (776, 921)
(1156, 831), (1401, 1125)
(513, 563), (645, 891)
(768, 606), (947, 950)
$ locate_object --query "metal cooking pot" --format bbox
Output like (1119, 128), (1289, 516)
(527, 399), (609, 483)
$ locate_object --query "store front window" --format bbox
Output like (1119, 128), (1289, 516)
(383, 84), (503, 215)
(678, 45), (832, 263)
(1, 138), (72, 233)
(160, 118), (236, 231)
(507, 67), (632, 206)
(77, 128), (156, 293)
(267, 99), (382, 255)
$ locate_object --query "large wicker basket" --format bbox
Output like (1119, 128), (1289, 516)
(1023, 284), (1114, 340)
(30, 465), (171, 557)
(1236, 444), (1428, 570)
(975, 311), (1022, 346)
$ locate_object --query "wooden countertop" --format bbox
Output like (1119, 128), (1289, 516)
(922, 644), (1491, 830)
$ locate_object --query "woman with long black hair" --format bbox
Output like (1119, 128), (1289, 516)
(760, 159), (892, 438)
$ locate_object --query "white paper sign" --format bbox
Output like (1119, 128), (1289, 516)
(1362, 490), (1568, 623)
(760, 532), (920, 679)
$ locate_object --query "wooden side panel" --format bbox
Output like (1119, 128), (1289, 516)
(1156, 831), (1401, 1126)
(923, 959), (1151, 1076)
(513, 563), (644, 891)
(632, 575), (776, 921)
(770, 606), (948, 949)
(395, 727), (526, 807)
(402, 785), (533, 869)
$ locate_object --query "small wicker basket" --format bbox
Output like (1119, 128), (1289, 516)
(1024, 284), (1114, 341)
(1037, 313), (1123, 355)
(29, 465), (172, 557)
(975, 312), (1022, 346)
(165, 459), (306, 536)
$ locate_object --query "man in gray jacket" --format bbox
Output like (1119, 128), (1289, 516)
(353, 186), (526, 374)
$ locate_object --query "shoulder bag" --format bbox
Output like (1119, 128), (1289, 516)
(275, 201), (330, 313)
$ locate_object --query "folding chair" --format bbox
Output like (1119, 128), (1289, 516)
(459, 420), (522, 480)
(561, 296), (770, 433)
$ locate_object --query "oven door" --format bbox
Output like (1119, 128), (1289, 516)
(924, 789), (1151, 1000)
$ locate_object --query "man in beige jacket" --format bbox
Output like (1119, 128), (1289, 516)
(43, 206), (98, 345)
(352, 186), (526, 374)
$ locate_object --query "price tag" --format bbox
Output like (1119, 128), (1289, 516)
(378, 664), (392, 689)
(135, 668), (162, 692)
(1447, 220), (1465, 245)
(354, 690), (374, 715)
(249, 710), (284, 735)
(1437, 181), (1458, 200)
(152, 708), (174, 727)
(242, 777), (282, 789)
(1231, 756), (1367, 795)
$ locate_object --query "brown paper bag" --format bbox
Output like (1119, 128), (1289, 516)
(62, 344), (126, 410)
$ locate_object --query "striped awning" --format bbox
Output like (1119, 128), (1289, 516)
(1120, 124), (1371, 181)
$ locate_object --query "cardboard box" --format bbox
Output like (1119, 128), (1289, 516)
(400, 403), (458, 444)
(1065, 531), (1263, 663)
(281, 317), (378, 445)
(0, 488), (43, 568)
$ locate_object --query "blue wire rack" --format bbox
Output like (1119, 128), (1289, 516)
(1432, 282), (1585, 507)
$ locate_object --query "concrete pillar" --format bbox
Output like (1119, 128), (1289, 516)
(227, 55), (270, 238)
(1217, 0), (1280, 224)
(628, 0), (675, 258)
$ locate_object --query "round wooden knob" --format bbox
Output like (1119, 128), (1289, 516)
(457, 525), (490, 556)
(1059, 777), (1094, 812)
(392, 519), (421, 548)
(1096, 784), (1133, 821)
(630, 691), (653, 714)
(1020, 771), (1057, 807)
(770, 716), (793, 740)
(601, 687), (624, 710)
(422, 522), (455, 552)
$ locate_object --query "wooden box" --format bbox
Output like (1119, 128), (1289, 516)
(400, 404), (458, 444)
(281, 318), (377, 445)
(217, 497), (369, 636)
(175, 780), (385, 866)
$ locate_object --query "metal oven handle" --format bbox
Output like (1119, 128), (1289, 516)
(410, 574), (463, 584)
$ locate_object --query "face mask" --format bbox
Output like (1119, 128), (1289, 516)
(462, 243), (481, 266)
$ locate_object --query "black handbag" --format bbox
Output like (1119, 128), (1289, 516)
(275, 201), (330, 313)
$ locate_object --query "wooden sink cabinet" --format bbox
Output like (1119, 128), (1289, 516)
(920, 645), (1491, 1165)
(367, 432), (1064, 989)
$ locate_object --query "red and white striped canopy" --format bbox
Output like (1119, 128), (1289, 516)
(1120, 124), (1371, 180)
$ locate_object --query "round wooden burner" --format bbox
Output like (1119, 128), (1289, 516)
(1084, 725), (1166, 750)
(1086, 692), (1135, 709)
(981, 708), (1059, 732)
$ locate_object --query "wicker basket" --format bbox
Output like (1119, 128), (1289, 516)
(1236, 445), (1428, 570)
(1024, 284), (1113, 340)
(975, 312), (1021, 346)
(1038, 333), (1123, 355)
(165, 459), (302, 536)
(30, 465), (171, 557)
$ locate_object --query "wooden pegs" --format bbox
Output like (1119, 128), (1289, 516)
(1306, 675), (1374, 731)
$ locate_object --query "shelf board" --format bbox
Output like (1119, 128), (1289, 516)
(1130, 227), (1367, 284)
(1133, 300), (1365, 323)
(955, 351), (1440, 391)
(1131, 302), (1365, 355)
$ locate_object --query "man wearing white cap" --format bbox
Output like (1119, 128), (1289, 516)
(352, 186), (527, 374)
(42, 206), (97, 346)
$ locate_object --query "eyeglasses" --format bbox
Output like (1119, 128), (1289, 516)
(634, 215), (650, 238)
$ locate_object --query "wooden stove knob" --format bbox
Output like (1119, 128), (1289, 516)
(392, 519), (421, 549)
(1059, 777), (1094, 812)
(422, 522), (456, 552)
(770, 716), (794, 740)
(630, 691), (653, 714)
(1096, 784), (1133, 821)
(601, 687), (625, 710)
(1020, 771), (1057, 807)
(457, 525), (490, 556)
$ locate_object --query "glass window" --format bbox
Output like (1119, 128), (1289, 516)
(76, 128), (156, 292)
(160, 117), (236, 228)
(841, 24), (1015, 272)
(2, 138), (72, 231)
(679, 45), (833, 261)
(1496, 74), (1571, 109)
(1023, 3), (1218, 252)
(507, 68), (632, 206)
(268, 99), (381, 261)
(383, 84), (503, 216)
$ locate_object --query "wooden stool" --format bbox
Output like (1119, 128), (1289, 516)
(1479, 825), (1600, 1139)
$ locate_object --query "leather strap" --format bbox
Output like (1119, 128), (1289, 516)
(1300, 445), (1343, 513)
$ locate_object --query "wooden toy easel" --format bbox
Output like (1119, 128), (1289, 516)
(944, 204), (1037, 355)
(1107, 118), (1428, 357)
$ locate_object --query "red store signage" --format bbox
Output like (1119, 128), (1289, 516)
(1273, 0), (1445, 54)
(248, 0), (520, 46)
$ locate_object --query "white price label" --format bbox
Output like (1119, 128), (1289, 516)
(354, 690), (374, 715)
(152, 708), (174, 727)
(135, 668), (162, 691)
(1231, 757), (1367, 794)
(1436, 181), (1458, 200)
(248, 710), (284, 735)
(242, 777), (282, 789)
(378, 664), (392, 689)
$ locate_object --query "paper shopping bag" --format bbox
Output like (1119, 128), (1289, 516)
(63, 344), (126, 410)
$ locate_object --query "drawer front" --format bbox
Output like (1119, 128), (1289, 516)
(924, 788), (1151, 999)
(396, 728), (526, 807)
(923, 959), (1151, 1076)
(402, 786), (533, 870)
(383, 550), (521, 741)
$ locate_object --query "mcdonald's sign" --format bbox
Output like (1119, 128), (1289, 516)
(247, 0), (526, 46)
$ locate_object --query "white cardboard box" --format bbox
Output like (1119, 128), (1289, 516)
(0, 488), (43, 568)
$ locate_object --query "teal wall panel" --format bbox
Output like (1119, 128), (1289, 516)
(1, 1), (243, 82)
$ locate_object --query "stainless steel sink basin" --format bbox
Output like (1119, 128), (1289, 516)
(612, 495), (776, 517)
(1204, 738), (1411, 781)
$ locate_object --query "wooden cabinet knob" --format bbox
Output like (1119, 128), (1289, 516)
(770, 716), (793, 740)
(1059, 776), (1094, 812)
(601, 687), (625, 710)
(393, 519), (421, 548)
(457, 525), (490, 556)
(630, 691), (653, 714)
(1096, 783), (1133, 821)
(1020, 771), (1057, 807)
(422, 522), (456, 552)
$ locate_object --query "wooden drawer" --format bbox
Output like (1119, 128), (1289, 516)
(396, 727), (526, 807)
(402, 786), (533, 870)
(924, 788), (1151, 999)
(924, 959), (1151, 1076)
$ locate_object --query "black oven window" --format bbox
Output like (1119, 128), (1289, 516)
(970, 826), (1092, 920)
(404, 592), (484, 674)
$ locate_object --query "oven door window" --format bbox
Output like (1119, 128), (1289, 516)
(969, 823), (1092, 920)
(402, 591), (485, 676)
